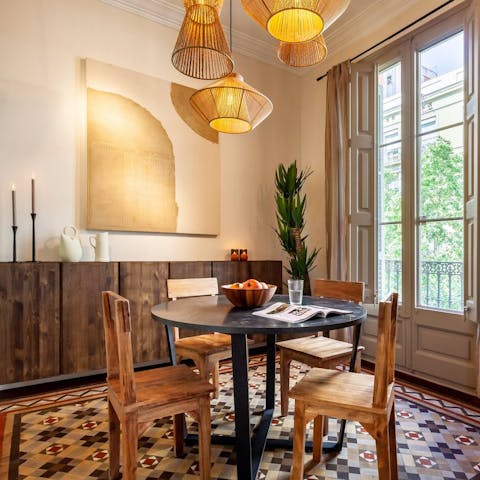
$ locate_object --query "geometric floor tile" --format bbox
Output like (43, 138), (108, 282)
(1, 358), (479, 479)
(404, 431), (425, 440)
(359, 450), (377, 463)
(415, 456), (437, 469)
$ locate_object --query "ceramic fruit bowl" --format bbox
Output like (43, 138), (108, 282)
(221, 284), (277, 308)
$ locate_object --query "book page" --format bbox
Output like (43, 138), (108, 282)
(253, 303), (321, 323)
(253, 302), (353, 323)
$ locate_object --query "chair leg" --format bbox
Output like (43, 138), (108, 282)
(388, 405), (398, 480)
(354, 350), (362, 372)
(194, 357), (219, 398)
(173, 413), (185, 457)
(291, 400), (307, 480)
(312, 415), (324, 463)
(211, 361), (220, 399)
(121, 412), (138, 480)
(193, 356), (208, 381)
(323, 415), (329, 436)
(197, 396), (212, 480)
(280, 350), (292, 416)
(108, 400), (121, 480)
(374, 420), (391, 480)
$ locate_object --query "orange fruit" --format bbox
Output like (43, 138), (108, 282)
(243, 279), (262, 289)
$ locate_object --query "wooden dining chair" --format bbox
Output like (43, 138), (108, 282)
(102, 291), (214, 480)
(277, 279), (365, 416)
(289, 292), (399, 480)
(167, 277), (232, 398)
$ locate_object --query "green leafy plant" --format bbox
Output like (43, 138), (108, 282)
(274, 161), (319, 294)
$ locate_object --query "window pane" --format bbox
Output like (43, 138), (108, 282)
(418, 220), (463, 311)
(419, 32), (464, 133)
(378, 223), (402, 301)
(378, 61), (402, 302)
(419, 126), (463, 219)
(378, 63), (401, 145)
(379, 143), (402, 222)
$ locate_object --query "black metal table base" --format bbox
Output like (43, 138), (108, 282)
(184, 429), (344, 454)
(165, 321), (362, 480)
(265, 435), (343, 453)
(229, 334), (277, 479)
(184, 406), (277, 447)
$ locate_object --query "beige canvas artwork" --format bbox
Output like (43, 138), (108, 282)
(85, 59), (220, 235)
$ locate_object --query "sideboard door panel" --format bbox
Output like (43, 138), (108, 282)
(0, 263), (60, 384)
(212, 261), (249, 287)
(248, 261), (283, 291)
(168, 261), (212, 279)
(119, 262), (169, 364)
(61, 262), (118, 375)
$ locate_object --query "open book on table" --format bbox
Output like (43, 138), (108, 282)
(252, 302), (353, 324)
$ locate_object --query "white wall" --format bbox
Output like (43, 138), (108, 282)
(0, 0), (301, 264)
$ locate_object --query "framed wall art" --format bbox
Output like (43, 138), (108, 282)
(85, 58), (220, 235)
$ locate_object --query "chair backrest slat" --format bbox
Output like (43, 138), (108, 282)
(372, 300), (392, 408)
(372, 292), (398, 408)
(102, 291), (120, 382)
(167, 278), (218, 300)
(313, 279), (364, 303)
(167, 278), (219, 340)
(387, 292), (399, 385)
(102, 291), (136, 405)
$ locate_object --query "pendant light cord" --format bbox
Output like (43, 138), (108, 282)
(229, 0), (233, 52)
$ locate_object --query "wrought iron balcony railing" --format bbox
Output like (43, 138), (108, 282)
(380, 259), (463, 311)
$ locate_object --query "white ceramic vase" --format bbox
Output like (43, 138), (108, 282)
(59, 225), (83, 262)
(89, 232), (109, 262)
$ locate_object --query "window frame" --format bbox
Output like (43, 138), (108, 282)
(356, 10), (467, 319)
(412, 16), (465, 315)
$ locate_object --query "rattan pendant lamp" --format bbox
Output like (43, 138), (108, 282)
(172, 0), (234, 80)
(190, 73), (273, 133)
(241, 0), (350, 44)
(277, 33), (327, 67)
(190, 1), (273, 134)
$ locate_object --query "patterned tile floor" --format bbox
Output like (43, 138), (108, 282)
(1, 359), (479, 479)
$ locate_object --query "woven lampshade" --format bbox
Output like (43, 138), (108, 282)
(267, 1), (324, 42)
(172, 0), (234, 80)
(278, 33), (327, 67)
(190, 73), (273, 134)
(318, 0), (351, 30)
(241, 0), (350, 42)
(184, 0), (222, 9)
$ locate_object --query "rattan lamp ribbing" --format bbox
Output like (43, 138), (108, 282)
(241, 0), (350, 42)
(189, 73), (273, 134)
(278, 33), (327, 67)
(172, 0), (234, 80)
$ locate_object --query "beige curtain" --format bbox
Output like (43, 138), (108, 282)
(325, 61), (351, 341)
(325, 60), (350, 281)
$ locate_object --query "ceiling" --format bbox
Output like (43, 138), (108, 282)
(99, 0), (454, 75)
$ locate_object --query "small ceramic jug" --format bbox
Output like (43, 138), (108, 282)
(59, 225), (82, 262)
(89, 232), (109, 262)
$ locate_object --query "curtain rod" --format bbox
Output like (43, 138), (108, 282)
(316, 0), (457, 82)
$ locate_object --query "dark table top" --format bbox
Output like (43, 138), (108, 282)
(151, 294), (367, 334)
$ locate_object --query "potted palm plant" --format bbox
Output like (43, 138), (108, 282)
(274, 161), (319, 295)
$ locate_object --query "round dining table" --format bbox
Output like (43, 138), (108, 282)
(151, 294), (367, 480)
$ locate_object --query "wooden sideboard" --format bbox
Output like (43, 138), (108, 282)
(0, 260), (282, 386)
